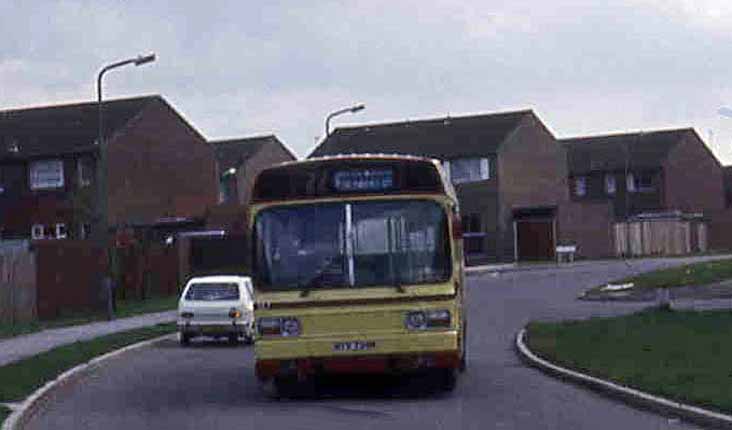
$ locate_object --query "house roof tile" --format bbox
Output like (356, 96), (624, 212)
(0, 95), (159, 160)
(561, 129), (691, 175)
(308, 110), (532, 159)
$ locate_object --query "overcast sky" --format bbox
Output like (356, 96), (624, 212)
(3, 1), (732, 161)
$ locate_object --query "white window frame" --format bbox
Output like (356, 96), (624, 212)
(32, 224), (45, 240)
(80, 223), (91, 240)
(448, 157), (490, 184)
(77, 158), (91, 188)
(574, 176), (587, 197)
(627, 173), (636, 193)
(55, 223), (67, 239)
(29, 159), (64, 190)
(605, 174), (616, 195)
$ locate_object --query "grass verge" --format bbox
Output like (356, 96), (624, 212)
(527, 309), (732, 414)
(0, 295), (178, 340)
(0, 322), (175, 403)
(589, 258), (732, 293)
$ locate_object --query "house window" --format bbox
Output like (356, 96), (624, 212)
(574, 176), (587, 197)
(29, 159), (64, 190)
(446, 158), (489, 184)
(80, 223), (91, 239)
(461, 213), (485, 254)
(635, 172), (654, 192)
(605, 174), (616, 195)
(31, 224), (46, 240)
(626, 173), (635, 192)
(627, 172), (654, 193)
(55, 223), (67, 239)
(77, 158), (93, 188)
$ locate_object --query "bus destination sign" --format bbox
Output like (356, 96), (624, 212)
(332, 168), (394, 192)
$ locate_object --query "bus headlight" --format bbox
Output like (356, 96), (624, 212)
(281, 318), (301, 337)
(405, 310), (451, 330)
(256, 317), (301, 337)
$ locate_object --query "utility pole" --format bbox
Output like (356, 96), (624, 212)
(95, 53), (156, 320)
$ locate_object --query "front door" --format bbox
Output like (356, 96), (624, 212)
(516, 220), (554, 261)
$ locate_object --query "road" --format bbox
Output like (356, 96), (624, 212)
(26, 257), (731, 430)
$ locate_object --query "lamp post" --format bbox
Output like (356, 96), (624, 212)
(219, 167), (237, 203)
(95, 53), (156, 320)
(325, 103), (365, 137)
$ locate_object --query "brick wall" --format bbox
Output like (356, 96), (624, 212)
(663, 132), (724, 214)
(117, 242), (180, 299)
(497, 114), (568, 260)
(707, 209), (732, 251)
(106, 98), (218, 226)
(558, 200), (614, 259)
(34, 240), (107, 320)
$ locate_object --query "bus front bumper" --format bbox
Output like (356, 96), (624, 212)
(255, 330), (460, 380)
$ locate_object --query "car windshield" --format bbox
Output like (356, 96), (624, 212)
(184, 283), (240, 301)
(254, 200), (451, 291)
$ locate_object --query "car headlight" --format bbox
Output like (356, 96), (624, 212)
(257, 317), (301, 337)
(405, 309), (451, 330)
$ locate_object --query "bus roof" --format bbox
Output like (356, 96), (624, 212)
(251, 154), (457, 204)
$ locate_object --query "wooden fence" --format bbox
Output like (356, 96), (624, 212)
(614, 219), (707, 257)
(0, 241), (36, 324)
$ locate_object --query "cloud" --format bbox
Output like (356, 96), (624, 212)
(2, 1), (732, 161)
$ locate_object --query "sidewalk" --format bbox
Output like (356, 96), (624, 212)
(0, 311), (176, 367)
(465, 254), (732, 276)
(465, 259), (616, 275)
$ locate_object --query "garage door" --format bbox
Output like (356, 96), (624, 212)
(516, 220), (554, 261)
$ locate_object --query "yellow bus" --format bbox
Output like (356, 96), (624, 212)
(250, 154), (466, 395)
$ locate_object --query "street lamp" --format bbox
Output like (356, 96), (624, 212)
(95, 53), (156, 320)
(325, 103), (365, 137)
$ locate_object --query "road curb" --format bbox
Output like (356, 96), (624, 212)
(1, 332), (176, 430)
(515, 328), (732, 429)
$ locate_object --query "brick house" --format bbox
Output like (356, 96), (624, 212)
(212, 135), (296, 207)
(205, 135), (296, 234)
(723, 166), (732, 208)
(560, 129), (724, 257)
(0, 95), (218, 241)
(309, 110), (568, 264)
(562, 129), (724, 219)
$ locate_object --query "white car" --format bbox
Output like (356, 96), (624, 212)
(177, 275), (255, 346)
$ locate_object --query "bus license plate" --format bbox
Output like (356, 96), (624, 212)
(333, 341), (375, 352)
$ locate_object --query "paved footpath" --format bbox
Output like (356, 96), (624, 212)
(0, 311), (176, 367)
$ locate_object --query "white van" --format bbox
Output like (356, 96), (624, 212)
(177, 275), (255, 345)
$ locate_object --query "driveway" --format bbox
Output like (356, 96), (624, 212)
(26, 257), (728, 430)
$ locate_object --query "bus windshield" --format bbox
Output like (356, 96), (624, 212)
(254, 200), (451, 291)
